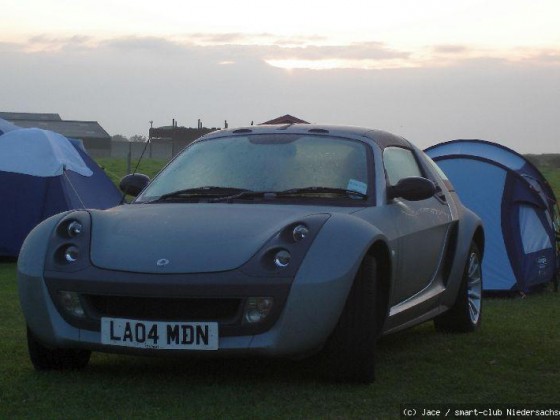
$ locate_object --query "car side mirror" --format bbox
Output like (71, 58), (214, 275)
(387, 177), (436, 201)
(119, 173), (150, 197)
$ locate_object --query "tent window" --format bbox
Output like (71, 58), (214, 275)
(519, 204), (552, 254)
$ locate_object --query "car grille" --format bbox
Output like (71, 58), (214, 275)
(83, 295), (242, 323)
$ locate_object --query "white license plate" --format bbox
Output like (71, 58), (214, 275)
(101, 318), (218, 350)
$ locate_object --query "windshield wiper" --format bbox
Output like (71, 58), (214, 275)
(210, 190), (276, 203)
(149, 186), (249, 202)
(212, 186), (367, 202)
(278, 187), (368, 199)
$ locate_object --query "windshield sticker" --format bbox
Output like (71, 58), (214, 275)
(347, 179), (368, 195)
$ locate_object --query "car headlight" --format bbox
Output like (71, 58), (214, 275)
(67, 220), (83, 238)
(292, 224), (309, 242)
(63, 245), (80, 263)
(273, 249), (291, 268)
(240, 214), (330, 277)
(243, 297), (274, 324)
(46, 211), (92, 272)
(56, 291), (86, 318)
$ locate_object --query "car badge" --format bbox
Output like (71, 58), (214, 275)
(156, 258), (170, 267)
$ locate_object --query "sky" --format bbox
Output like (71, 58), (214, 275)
(1, 0), (559, 153)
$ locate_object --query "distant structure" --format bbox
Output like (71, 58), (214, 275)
(261, 114), (309, 125)
(0, 112), (111, 154)
(148, 115), (309, 147)
(148, 119), (219, 150)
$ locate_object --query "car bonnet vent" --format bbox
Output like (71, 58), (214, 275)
(233, 128), (253, 134)
(307, 128), (330, 134)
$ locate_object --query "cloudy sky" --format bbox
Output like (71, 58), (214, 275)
(1, 0), (559, 152)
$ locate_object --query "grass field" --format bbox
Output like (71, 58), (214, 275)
(540, 167), (560, 199)
(95, 157), (167, 187)
(1, 263), (559, 418)
(0, 163), (558, 418)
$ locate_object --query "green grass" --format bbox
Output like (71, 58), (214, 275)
(540, 167), (560, 200)
(95, 158), (168, 186)
(1, 261), (559, 419)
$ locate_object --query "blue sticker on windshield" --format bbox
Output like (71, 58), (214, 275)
(347, 179), (367, 195)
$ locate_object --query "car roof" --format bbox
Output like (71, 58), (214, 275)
(199, 124), (413, 150)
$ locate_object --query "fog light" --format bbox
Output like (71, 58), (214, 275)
(57, 291), (85, 318)
(244, 297), (274, 324)
(292, 224), (309, 242)
(64, 246), (80, 263)
(273, 250), (291, 268)
(67, 221), (83, 237)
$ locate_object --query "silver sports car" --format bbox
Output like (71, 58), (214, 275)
(18, 124), (484, 383)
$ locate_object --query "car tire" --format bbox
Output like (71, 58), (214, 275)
(434, 242), (482, 333)
(322, 255), (377, 383)
(27, 327), (91, 371)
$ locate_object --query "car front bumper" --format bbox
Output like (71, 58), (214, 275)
(18, 262), (356, 358)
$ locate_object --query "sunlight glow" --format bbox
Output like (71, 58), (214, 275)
(266, 58), (419, 71)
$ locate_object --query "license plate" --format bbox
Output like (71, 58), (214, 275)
(101, 318), (218, 350)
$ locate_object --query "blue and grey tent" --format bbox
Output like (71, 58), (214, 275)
(0, 126), (121, 257)
(0, 117), (19, 135)
(426, 140), (559, 292)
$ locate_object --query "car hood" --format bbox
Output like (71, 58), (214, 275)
(89, 203), (354, 274)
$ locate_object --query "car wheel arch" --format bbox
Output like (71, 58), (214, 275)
(318, 240), (391, 382)
(472, 226), (485, 257)
(365, 241), (392, 335)
(439, 217), (485, 313)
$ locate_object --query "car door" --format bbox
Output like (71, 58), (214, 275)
(383, 147), (453, 305)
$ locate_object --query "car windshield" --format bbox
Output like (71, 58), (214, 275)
(136, 133), (370, 203)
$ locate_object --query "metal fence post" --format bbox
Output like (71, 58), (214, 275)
(126, 142), (132, 174)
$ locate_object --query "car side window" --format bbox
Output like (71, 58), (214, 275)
(383, 147), (423, 186)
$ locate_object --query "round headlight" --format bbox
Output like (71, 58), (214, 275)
(273, 249), (291, 268)
(57, 291), (85, 318)
(67, 221), (83, 238)
(245, 309), (263, 324)
(64, 245), (80, 263)
(244, 297), (274, 324)
(292, 224), (309, 242)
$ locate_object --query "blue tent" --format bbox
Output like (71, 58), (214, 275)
(426, 140), (559, 292)
(0, 125), (122, 257)
(0, 118), (19, 135)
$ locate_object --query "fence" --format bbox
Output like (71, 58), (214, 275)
(87, 140), (194, 161)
